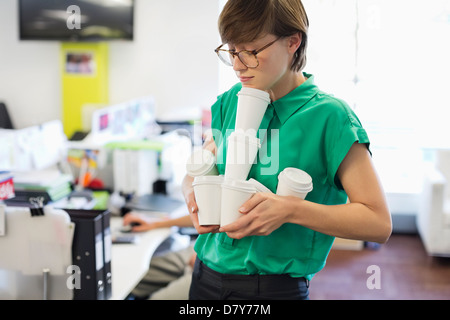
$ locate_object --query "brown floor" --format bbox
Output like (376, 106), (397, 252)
(309, 234), (450, 300)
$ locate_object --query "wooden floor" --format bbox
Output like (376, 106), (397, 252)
(309, 233), (450, 300)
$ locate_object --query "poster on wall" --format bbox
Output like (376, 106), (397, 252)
(65, 52), (96, 75)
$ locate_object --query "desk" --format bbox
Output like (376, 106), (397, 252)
(110, 217), (172, 300)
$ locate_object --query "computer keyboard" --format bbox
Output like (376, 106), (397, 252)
(111, 233), (139, 244)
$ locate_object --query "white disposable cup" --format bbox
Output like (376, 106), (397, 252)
(248, 178), (273, 193)
(192, 175), (224, 225)
(225, 131), (261, 180)
(220, 179), (256, 227)
(235, 87), (271, 134)
(186, 148), (219, 177)
(276, 168), (313, 199)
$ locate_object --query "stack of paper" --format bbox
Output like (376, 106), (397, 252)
(6, 169), (73, 205)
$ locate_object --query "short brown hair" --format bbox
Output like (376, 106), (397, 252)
(218, 0), (309, 72)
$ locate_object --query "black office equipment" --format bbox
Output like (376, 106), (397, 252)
(0, 102), (14, 129)
(29, 196), (45, 217)
(111, 233), (139, 244)
(66, 209), (107, 300)
(101, 209), (112, 299)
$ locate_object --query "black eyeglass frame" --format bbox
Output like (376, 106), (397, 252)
(214, 37), (280, 68)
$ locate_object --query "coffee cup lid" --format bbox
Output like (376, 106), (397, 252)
(192, 175), (224, 186)
(278, 168), (313, 193)
(222, 178), (256, 193)
(248, 178), (272, 193)
(186, 149), (216, 176)
(237, 87), (271, 103)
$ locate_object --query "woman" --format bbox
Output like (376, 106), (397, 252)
(183, 0), (391, 300)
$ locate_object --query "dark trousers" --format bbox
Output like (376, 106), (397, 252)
(189, 258), (309, 300)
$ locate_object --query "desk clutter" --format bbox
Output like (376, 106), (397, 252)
(2, 168), (108, 211)
(0, 171), (14, 201)
(0, 120), (67, 172)
(0, 96), (194, 299)
(3, 169), (73, 206)
(0, 188), (187, 300)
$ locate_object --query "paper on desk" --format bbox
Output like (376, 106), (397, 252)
(12, 168), (72, 186)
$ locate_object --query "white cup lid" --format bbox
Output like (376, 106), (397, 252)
(192, 175), (224, 186)
(248, 178), (272, 193)
(237, 87), (271, 103)
(186, 149), (216, 176)
(278, 168), (313, 193)
(222, 178), (256, 193)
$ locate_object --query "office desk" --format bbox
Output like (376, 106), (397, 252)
(110, 217), (172, 300)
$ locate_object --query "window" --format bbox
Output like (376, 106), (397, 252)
(217, 0), (450, 196)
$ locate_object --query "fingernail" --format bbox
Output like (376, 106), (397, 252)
(239, 206), (245, 212)
(191, 206), (196, 213)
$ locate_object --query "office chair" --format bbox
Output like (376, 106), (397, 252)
(0, 102), (14, 129)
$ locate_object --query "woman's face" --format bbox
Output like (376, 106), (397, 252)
(231, 34), (295, 92)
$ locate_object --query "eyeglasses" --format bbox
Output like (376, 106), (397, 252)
(214, 38), (280, 68)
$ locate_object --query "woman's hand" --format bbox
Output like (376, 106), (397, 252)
(122, 212), (166, 232)
(219, 192), (295, 239)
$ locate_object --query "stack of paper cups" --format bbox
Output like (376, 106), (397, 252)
(219, 87), (270, 226)
(225, 131), (261, 180)
(186, 149), (219, 177)
(220, 179), (256, 227)
(276, 168), (313, 199)
(192, 175), (224, 225)
(235, 87), (271, 134)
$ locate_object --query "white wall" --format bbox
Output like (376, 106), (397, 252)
(0, 1), (60, 129)
(0, 0), (220, 130)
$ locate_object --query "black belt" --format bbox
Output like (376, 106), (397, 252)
(196, 258), (309, 292)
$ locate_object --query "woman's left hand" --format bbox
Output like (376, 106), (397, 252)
(219, 193), (296, 239)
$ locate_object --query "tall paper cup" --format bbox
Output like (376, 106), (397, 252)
(276, 168), (313, 199)
(192, 175), (224, 225)
(186, 149), (219, 177)
(220, 179), (256, 227)
(235, 87), (271, 134)
(225, 131), (261, 180)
